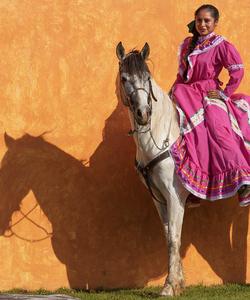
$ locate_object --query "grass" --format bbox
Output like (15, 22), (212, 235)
(1, 284), (250, 299)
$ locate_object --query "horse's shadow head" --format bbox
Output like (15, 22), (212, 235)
(0, 133), (90, 235)
(0, 133), (36, 233)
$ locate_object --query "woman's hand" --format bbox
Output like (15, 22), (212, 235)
(207, 90), (222, 99)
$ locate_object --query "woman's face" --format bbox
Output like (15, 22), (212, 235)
(195, 9), (218, 36)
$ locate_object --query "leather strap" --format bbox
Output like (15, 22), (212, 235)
(135, 150), (170, 205)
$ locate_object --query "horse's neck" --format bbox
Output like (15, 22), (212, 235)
(131, 79), (180, 164)
(150, 79), (180, 144)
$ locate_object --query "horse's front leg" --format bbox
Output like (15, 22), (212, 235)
(161, 192), (185, 296)
(151, 163), (187, 296)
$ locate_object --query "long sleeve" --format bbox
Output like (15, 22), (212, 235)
(219, 41), (244, 100)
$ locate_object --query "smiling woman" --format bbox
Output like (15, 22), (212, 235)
(195, 8), (218, 36)
(170, 4), (250, 207)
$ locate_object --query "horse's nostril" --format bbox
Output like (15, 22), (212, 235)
(137, 109), (142, 118)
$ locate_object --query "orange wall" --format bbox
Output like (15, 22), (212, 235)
(0, 0), (249, 290)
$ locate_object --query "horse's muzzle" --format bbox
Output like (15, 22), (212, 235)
(135, 107), (151, 125)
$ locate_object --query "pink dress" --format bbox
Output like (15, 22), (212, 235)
(170, 32), (250, 206)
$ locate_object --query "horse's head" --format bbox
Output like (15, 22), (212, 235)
(116, 42), (156, 126)
(0, 134), (32, 234)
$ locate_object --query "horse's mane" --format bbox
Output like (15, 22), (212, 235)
(121, 49), (150, 78)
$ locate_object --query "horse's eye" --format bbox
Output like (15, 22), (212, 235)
(121, 76), (127, 83)
(130, 97), (134, 105)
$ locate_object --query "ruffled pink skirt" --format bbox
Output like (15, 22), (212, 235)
(171, 80), (250, 206)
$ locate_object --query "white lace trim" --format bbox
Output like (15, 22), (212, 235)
(189, 36), (225, 57)
(176, 106), (205, 135)
(218, 90), (229, 101)
(185, 36), (225, 82)
(183, 108), (204, 134)
(204, 97), (228, 112)
(227, 64), (244, 71)
(229, 113), (243, 139)
(234, 99), (250, 125)
(175, 104), (186, 135)
(244, 139), (250, 150)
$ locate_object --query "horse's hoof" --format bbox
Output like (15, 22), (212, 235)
(160, 284), (174, 297)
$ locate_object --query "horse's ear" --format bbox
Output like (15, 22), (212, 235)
(116, 42), (125, 61)
(141, 42), (150, 60)
(4, 133), (15, 148)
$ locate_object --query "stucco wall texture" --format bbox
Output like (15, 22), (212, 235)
(0, 0), (249, 290)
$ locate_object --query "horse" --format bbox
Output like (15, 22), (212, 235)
(116, 42), (190, 296)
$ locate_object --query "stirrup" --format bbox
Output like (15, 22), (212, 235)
(238, 185), (250, 198)
(239, 196), (250, 207)
(186, 194), (201, 208)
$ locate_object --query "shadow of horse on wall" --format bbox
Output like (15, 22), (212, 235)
(0, 100), (248, 288)
(0, 103), (168, 289)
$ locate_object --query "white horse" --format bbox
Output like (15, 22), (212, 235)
(116, 42), (189, 296)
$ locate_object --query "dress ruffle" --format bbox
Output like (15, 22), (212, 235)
(170, 136), (250, 205)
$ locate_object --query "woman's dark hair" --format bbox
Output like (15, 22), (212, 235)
(195, 4), (219, 22)
(183, 5), (219, 79)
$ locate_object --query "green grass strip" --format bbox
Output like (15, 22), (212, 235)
(1, 284), (250, 299)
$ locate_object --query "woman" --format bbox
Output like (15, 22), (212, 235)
(170, 4), (250, 207)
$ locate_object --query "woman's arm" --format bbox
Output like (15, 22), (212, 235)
(218, 41), (244, 100)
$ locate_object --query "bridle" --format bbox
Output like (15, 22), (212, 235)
(119, 68), (158, 118)
(119, 64), (170, 148)
(126, 78), (158, 106)
(119, 64), (159, 136)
